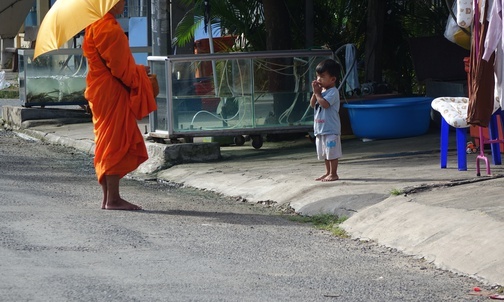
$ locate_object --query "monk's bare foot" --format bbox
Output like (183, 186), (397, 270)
(105, 198), (142, 211)
(101, 200), (106, 210)
(315, 174), (329, 181)
(322, 175), (339, 182)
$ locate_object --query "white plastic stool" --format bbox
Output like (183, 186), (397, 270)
(431, 96), (502, 175)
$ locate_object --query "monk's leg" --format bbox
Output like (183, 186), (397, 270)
(100, 179), (107, 209)
(104, 174), (142, 210)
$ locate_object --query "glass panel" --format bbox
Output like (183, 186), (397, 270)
(253, 55), (326, 128)
(150, 58), (168, 132)
(170, 58), (254, 133)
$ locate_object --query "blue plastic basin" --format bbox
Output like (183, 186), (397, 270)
(343, 97), (434, 139)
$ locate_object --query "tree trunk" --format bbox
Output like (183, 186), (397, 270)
(305, 0), (314, 49)
(262, 0), (296, 122)
(364, 0), (386, 83)
(263, 0), (292, 51)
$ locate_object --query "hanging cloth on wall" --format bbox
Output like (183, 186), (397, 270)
(344, 44), (360, 95)
(467, 0), (495, 127)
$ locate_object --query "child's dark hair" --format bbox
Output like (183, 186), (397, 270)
(316, 59), (340, 78)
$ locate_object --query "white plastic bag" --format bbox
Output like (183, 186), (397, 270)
(444, 2), (471, 50)
(0, 70), (11, 90)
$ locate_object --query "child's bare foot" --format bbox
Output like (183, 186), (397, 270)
(104, 198), (142, 211)
(315, 174), (329, 181)
(322, 175), (339, 182)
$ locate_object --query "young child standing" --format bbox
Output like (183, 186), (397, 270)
(310, 59), (342, 182)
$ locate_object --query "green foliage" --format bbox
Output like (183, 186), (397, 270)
(288, 213), (349, 238)
(309, 1), (454, 94)
(174, 13), (204, 47)
(0, 90), (19, 99)
(213, 0), (265, 50)
(390, 188), (403, 196)
(174, 0), (454, 94)
(312, 0), (367, 51)
(379, 1), (450, 94)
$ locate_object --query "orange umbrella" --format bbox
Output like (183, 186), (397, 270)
(34, 0), (119, 59)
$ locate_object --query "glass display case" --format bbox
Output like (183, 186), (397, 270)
(18, 47), (151, 107)
(18, 49), (87, 107)
(148, 49), (334, 147)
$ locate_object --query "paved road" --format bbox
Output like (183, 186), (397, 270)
(0, 129), (489, 301)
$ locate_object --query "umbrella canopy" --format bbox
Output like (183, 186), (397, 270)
(34, 0), (120, 59)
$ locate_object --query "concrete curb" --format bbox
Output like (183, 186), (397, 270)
(341, 195), (504, 286)
(22, 128), (96, 155)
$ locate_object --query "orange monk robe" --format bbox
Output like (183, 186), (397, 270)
(83, 13), (157, 184)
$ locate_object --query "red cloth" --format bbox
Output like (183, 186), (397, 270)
(83, 13), (157, 183)
(467, 0), (495, 127)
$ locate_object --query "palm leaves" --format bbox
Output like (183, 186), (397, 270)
(174, 0), (265, 51)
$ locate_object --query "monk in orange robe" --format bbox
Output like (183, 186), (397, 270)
(83, 0), (156, 210)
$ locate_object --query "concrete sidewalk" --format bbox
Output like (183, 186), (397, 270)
(2, 103), (504, 287)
